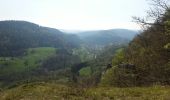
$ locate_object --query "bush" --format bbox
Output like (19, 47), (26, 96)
(101, 66), (137, 87)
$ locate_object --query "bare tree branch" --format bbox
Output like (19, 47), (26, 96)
(133, 0), (170, 28)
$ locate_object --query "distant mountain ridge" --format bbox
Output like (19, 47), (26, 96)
(75, 29), (138, 47)
(0, 20), (138, 56)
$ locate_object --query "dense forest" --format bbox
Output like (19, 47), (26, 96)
(0, 21), (80, 57)
(0, 0), (170, 99)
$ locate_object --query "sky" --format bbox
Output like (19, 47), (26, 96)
(0, 0), (149, 30)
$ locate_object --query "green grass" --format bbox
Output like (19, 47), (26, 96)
(0, 82), (85, 100)
(0, 47), (56, 76)
(85, 86), (170, 100)
(1, 82), (170, 100)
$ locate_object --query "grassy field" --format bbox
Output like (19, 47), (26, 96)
(1, 82), (170, 100)
(0, 47), (56, 76)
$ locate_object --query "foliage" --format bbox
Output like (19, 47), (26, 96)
(101, 66), (137, 87)
(164, 43), (170, 49)
(71, 45), (126, 87)
(99, 0), (170, 87)
(72, 46), (94, 62)
(125, 10), (170, 85)
(112, 48), (125, 66)
(102, 4), (170, 87)
(79, 67), (92, 77)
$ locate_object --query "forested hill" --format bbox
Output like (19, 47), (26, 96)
(76, 29), (138, 47)
(101, 6), (170, 87)
(0, 21), (81, 57)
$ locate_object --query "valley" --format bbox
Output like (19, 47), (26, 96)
(0, 0), (170, 98)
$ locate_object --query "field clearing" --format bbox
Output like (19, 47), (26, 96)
(0, 47), (56, 76)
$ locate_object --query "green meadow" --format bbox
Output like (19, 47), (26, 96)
(0, 47), (56, 76)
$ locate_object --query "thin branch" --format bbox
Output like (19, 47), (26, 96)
(132, 0), (170, 28)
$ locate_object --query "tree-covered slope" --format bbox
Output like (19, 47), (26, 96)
(77, 29), (138, 47)
(0, 21), (81, 57)
(101, 2), (170, 87)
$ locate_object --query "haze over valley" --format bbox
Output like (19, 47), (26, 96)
(0, 0), (170, 100)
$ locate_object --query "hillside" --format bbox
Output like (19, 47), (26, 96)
(76, 29), (138, 47)
(1, 82), (170, 100)
(100, 3), (170, 87)
(0, 21), (81, 57)
(0, 21), (84, 88)
(0, 21), (127, 89)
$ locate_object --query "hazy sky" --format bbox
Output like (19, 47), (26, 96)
(0, 0), (149, 30)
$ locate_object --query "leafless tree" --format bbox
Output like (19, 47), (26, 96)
(132, 0), (170, 28)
